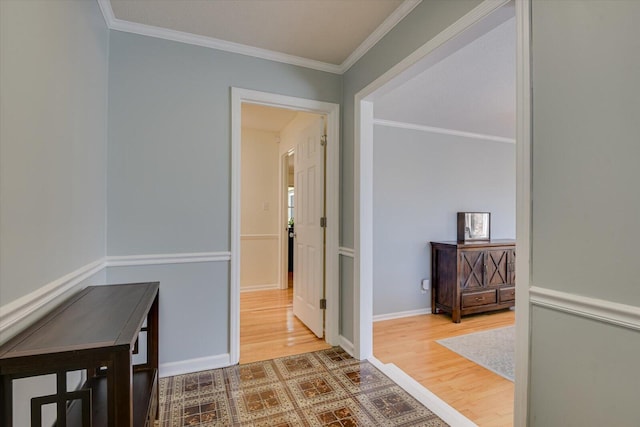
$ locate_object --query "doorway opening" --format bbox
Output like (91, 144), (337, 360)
(230, 88), (340, 366)
(353, 0), (529, 425)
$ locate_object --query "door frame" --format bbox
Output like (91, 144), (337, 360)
(280, 149), (295, 290)
(230, 88), (340, 364)
(353, 0), (530, 425)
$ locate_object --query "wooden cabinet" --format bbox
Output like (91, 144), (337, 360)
(0, 282), (159, 426)
(431, 240), (515, 323)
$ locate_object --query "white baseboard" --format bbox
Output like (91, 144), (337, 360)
(240, 283), (280, 292)
(339, 335), (355, 357)
(160, 353), (231, 378)
(368, 357), (477, 427)
(373, 308), (430, 322)
(0, 259), (106, 339)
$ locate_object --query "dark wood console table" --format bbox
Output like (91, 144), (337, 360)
(0, 282), (159, 426)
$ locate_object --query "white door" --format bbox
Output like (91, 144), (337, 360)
(293, 117), (325, 338)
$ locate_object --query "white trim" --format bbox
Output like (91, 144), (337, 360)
(514, 1), (531, 425)
(357, 0), (511, 103)
(373, 118), (516, 144)
(354, 99), (375, 360)
(231, 88), (341, 365)
(339, 335), (355, 358)
(106, 252), (231, 267)
(240, 284), (281, 292)
(96, 0), (115, 27)
(97, 0), (422, 75)
(96, 0), (341, 74)
(354, 0), (512, 362)
(0, 259), (106, 335)
(530, 287), (640, 331)
(239, 234), (279, 240)
(159, 353), (231, 378)
(368, 357), (478, 427)
(341, 0), (422, 72)
(338, 247), (355, 258)
(280, 152), (292, 290)
(373, 308), (430, 322)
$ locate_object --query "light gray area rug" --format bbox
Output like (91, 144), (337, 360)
(436, 326), (515, 381)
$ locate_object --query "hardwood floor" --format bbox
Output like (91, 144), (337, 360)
(239, 286), (330, 364)
(240, 283), (515, 425)
(373, 309), (516, 427)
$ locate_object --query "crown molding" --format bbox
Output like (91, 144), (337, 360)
(96, 0), (421, 75)
(373, 118), (516, 144)
(341, 0), (422, 73)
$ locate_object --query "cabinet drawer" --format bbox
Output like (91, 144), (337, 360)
(500, 287), (516, 302)
(462, 290), (496, 308)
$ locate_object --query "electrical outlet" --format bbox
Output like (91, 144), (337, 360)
(421, 279), (430, 291)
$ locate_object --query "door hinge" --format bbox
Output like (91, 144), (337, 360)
(320, 135), (327, 146)
(320, 299), (327, 309)
(320, 217), (327, 228)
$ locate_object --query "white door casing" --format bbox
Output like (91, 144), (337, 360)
(293, 117), (325, 338)
(231, 87), (340, 365)
(352, 0), (528, 424)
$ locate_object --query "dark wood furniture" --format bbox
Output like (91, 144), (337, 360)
(0, 282), (159, 427)
(431, 240), (515, 323)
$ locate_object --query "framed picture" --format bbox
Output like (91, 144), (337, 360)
(457, 212), (491, 242)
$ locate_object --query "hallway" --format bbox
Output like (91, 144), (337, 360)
(240, 286), (330, 364)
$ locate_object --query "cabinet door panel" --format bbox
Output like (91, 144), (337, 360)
(460, 250), (485, 290)
(508, 249), (516, 284)
(486, 249), (510, 287)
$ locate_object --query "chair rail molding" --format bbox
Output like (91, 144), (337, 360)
(530, 286), (640, 331)
(339, 247), (355, 258)
(106, 251), (231, 267)
(0, 259), (106, 337)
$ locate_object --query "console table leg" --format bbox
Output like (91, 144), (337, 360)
(1, 375), (12, 426)
(109, 351), (132, 426)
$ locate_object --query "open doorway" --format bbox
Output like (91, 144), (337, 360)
(353, 2), (525, 426)
(231, 89), (341, 365)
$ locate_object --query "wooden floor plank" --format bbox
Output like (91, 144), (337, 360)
(373, 309), (515, 427)
(239, 287), (330, 364)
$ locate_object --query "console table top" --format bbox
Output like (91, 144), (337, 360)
(0, 282), (159, 361)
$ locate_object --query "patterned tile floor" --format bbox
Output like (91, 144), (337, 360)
(159, 347), (448, 426)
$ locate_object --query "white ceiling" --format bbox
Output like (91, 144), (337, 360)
(241, 104), (298, 133)
(108, 0), (412, 71)
(374, 16), (516, 140)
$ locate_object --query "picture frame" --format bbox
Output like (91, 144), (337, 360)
(457, 212), (491, 242)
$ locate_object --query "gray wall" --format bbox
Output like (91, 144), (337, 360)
(0, 1), (109, 424)
(0, 0), (108, 308)
(530, 1), (640, 425)
(338, 0), (483, 341)
(106, 263), (228, 364)
(107, 31), (341, 363)
(373, 126), (515, 316)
